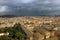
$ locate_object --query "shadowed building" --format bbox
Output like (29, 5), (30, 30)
(33, 26), (51, 40)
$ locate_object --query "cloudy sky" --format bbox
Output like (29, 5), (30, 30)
(0, 0), (60, 16)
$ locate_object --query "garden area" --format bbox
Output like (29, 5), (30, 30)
(0, 23), (26, 40)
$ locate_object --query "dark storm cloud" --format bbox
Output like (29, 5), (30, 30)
(0, 0), (60, 16)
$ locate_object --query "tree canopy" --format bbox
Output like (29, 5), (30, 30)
(0, 23), (26, 40)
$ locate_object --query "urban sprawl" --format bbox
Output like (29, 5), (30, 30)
(0, 16), (60, 40)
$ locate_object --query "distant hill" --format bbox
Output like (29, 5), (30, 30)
(0, 15), (17, 18)
(0, 15), (60, 18)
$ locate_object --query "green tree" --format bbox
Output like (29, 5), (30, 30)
(0, 23), (26, 40)
(15, 32), (25, 39)
(0, 36), (11, 40)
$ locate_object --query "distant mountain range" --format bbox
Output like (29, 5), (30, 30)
(0, 15), (60, 18)
(0, 15), (17, 18)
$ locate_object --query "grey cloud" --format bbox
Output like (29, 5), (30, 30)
(0, 0), (60, 16)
